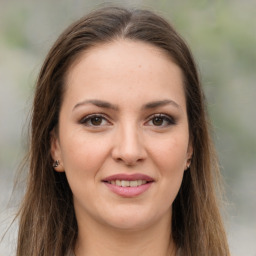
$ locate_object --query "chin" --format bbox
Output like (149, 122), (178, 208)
(99, 206), (169, 231)
(106, 216), (153, 231)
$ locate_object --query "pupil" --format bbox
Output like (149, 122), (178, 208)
(92, 117), (102, 125)
(153, 117), (163, 126)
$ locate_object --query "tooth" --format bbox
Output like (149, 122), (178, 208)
(130, 180), (138, 187)
(137, 180), (142, 186)
(112, 180), (148, 187)
(125, 180), (130, 187)
(121, 180), (129, 187)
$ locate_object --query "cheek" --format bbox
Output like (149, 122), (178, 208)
(61, 134), (111, 202)
(60, 132), (110, 177)
(155, 136), (187, 201)
(150, 134), (188, 172)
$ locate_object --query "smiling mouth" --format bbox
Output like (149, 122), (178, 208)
(105, 180), (150, 187)
(102, 174), (154, 197)
(102, 173), (154, 188)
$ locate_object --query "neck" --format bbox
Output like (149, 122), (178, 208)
(74, 211), (177, 256)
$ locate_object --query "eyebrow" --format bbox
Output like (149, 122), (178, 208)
(142, 99), (181, 110)
(73, 99), (118, 111)
(73, 99), (181, 111)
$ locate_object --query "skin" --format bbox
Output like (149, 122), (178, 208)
(51, 39), (193, 256)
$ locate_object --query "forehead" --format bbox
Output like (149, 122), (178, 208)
(67, 39), (181, 80)
(64, 39), (186, 109)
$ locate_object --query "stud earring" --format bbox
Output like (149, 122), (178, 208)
(53, 160), (60, 168)
(186, 158), (192, 170)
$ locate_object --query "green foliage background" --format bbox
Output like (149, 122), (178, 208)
(0, 1), (255, 255)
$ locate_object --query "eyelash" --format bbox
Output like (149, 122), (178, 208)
(79, 114), (111, 127)
(146, 114), (176, 127)
(79, 113), (176, 127)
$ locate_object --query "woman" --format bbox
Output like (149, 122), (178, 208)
(16, 6), (230, 256)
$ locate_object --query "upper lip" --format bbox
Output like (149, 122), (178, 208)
(102, 173), (154, 182)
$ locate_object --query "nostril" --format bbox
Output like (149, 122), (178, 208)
(111, 134), (147, 165)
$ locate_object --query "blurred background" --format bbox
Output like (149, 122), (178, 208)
(0, 0), (255, 255)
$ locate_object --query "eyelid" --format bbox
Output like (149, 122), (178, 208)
(145, 113), (176, 127)
(79, 112), (176, 127)
(79, 113), (112, 126)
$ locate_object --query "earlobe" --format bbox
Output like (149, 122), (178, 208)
(185, 157), (192, 170)
(185, 142), (193, 170)
(50, 129), (65, 172)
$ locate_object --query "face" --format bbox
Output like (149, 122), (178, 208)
(51, 40), (193, 231)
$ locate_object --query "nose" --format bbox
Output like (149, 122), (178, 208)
(111, 124), (147, 166)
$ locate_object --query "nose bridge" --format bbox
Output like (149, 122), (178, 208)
(112, 120), (146, 165)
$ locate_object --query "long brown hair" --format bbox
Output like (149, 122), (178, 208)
(17, 6), (230, 256)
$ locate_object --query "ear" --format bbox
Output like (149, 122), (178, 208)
(50, 129), (65, 172)
(185, 141), (193, 171)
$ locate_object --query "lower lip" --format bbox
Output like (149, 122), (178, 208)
(104, 182), (153, 197)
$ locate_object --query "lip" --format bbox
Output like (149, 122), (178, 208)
(103, 173), (154, 182)
(102, 173), (154, 197)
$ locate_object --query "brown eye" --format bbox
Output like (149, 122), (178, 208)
(91, 116), (103, 126)
(80, 114), (110, 127)
(146, 114), (176, 127)
(152, 116), (164, 126)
